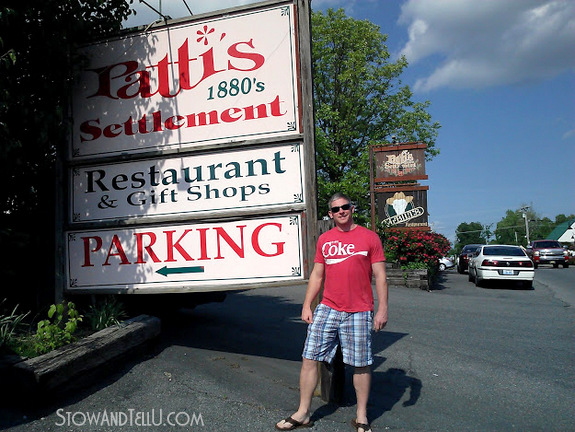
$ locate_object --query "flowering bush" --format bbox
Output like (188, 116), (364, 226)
(382, 230), (451, 268)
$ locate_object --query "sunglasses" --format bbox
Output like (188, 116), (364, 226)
(330, 203), (352, 213)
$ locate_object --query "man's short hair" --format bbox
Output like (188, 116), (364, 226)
(328, 192), (351, 210)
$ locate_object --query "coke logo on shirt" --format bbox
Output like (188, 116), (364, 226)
(322, 240), (356, 258)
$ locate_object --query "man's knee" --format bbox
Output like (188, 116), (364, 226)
(302, 357), (318, 371)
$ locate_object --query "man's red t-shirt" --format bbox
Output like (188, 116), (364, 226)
(315, 225), (385, 313)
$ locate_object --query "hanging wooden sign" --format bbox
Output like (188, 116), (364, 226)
(369, 142), (430, 231)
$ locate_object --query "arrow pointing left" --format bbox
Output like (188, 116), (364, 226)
(156, 266), (205, 277)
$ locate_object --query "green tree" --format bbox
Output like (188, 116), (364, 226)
(495, 210), (526, 245)
(0, 1), (133, 310)
(497, 209), (575, 244)
(312, 9), (440, 220)
(455, 222), (488, 252)
(531, 216), (554, 241)
(554, 214), (574, 225)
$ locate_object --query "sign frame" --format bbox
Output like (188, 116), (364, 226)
(56, 0), (318, 299)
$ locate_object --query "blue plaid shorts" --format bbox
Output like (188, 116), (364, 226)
(302, 303), (373, 367)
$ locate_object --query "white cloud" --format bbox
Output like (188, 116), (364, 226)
(398, 0), (575, 91)
(562, 129), (575, 140)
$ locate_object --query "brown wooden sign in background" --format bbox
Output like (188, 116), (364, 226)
(370, 142), (430, 231)
(373, 142), (427, 183)
(376, 187), (429, 229)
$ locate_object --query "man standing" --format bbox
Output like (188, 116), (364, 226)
(276, 193), (388, 432)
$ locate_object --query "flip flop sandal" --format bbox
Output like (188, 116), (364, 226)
(351, 418), (372, 432)
(275, 416), (314, 430)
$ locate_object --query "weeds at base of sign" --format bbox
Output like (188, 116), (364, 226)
(85, 297), (127, 331)
(0, 299), (29, 353)
(0, 297), (128, 359)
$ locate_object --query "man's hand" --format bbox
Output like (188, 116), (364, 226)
(371, 261), (388, 332)
(373, 310), (388, 332)
(300, 263), (324, 325)
(301, 305), (314, 324)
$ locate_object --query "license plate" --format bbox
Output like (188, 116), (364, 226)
(502, 270), (514, 275)
(550, 260), (556, 264)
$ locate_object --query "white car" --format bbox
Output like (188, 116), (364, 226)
(439, 257), (455, 271)
(468, 245), (535, 289)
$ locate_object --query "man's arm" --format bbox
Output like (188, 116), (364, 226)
(372, 261), (388, 331)
(301, 262), (324, 323)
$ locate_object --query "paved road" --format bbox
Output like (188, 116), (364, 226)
(2, 271), (574, 432)
(534, 265), (575, 306)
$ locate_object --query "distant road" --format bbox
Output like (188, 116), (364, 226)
(534, 266), (575, 306)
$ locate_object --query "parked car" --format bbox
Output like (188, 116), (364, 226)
(468, 244), (534, 289)
(456, 244), (484, 273)
(439, 257), (455, 271)
(525, 240), (569, 268)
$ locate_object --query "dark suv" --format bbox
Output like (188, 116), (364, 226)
(526, 240), (569, 268)
(457, 244), (484, 273)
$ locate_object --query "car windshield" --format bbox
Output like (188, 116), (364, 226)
(483, 246), (526, 257)
(534, 241), (561, 248)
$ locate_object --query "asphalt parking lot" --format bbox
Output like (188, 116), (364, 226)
(2, 269), (574, 432)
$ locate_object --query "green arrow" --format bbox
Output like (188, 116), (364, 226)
(156, 266), (205, 277)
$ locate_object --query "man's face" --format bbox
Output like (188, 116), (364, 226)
(328, 198), (354, 225)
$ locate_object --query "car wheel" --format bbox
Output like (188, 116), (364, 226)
(523, 280), (533, 290)
(564, 264), (570, 268)
(468, 270), (473, 282)
(439, 263), (446, 271)
(553, 263), (559, 268)
(474, 274), (483, 287)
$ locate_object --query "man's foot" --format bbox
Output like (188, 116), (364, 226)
(351, 418), (372, 432)
(275, 415), (314, 430)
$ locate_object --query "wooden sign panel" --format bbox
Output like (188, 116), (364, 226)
(70, 3), (300, 160)
(70, 142), (305, 223)
(373, 143), (427, 182)
(66, 214), (303, 292)
(377, 189), (429, 229)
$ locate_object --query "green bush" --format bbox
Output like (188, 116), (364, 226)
(32, 301), (83, 355)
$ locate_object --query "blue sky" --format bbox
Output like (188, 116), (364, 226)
(123, 0), (575, 244)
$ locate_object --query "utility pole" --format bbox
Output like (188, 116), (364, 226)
(520, 206), (530, 245)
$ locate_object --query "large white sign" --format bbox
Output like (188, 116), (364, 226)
(66, 214), (303, 291)
(71, 3), (299, 160)
(70, 142), (304, 223)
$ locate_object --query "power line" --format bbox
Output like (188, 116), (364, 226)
(455, 224), (528, 235)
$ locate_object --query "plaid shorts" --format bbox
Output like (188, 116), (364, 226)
(302, 303), (373, 367)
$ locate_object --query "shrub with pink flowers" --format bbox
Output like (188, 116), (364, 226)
(381, 230), (451, 268)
